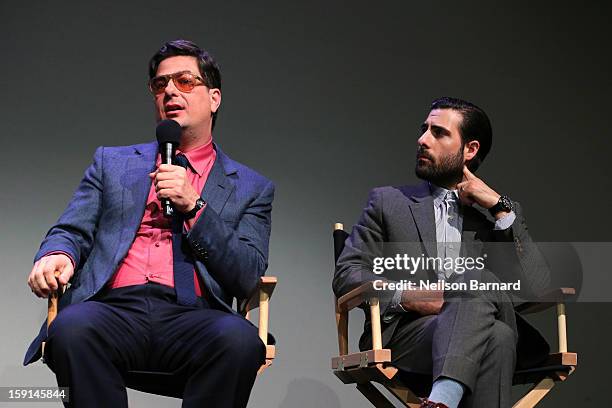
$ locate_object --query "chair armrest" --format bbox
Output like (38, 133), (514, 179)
(240, 276), (277, 347)
(336, 281), (377, 313)
(515, 287), (576, 354)
(46, 272), (66, 328)
(43, 275), (66, 360)
(335, 281), (384, 354)
(515, 287), (576, 314)
(242, 276), (277, 314)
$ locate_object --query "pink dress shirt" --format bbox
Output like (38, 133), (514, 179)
(106, 139), (216, 296)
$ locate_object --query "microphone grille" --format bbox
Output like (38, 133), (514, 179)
(156, 119), (182, 144)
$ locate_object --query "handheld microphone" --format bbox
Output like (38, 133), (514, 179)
(155, 119), (182, 217)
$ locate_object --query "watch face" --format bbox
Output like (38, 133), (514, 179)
(500, 196), (513, 211)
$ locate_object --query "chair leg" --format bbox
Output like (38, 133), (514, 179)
(512, 377), (555, 408)
(356, 382), (397, 408)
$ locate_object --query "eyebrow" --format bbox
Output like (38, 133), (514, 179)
(153, 70), (192, 79)
(430, 124), (451, 136)
(421, 122), (451, 136)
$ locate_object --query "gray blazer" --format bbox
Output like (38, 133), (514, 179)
(333, 182), (551, 367)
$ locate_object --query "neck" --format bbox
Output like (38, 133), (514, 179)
(179, 126), (212, 152)
(431, 176), (461, 191)
(442, 181), (459, 190)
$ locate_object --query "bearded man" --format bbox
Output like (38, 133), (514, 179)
(333, 97), (551, 408)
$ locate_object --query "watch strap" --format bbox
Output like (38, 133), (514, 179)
(488, 195), (513, 216)
(183, 198), (206, 219)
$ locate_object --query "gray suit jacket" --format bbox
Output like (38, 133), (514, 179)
(333, 182), (551, 368)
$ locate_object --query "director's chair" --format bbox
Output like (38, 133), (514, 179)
(331, 222), (577, 408)
(42, 275), (277, 398)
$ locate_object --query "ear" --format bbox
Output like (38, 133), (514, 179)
(463, 140), (480, 162)
(209, 88), (222, 113)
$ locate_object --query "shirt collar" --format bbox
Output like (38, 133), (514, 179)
(176, 138), (215, 176)
(429, 182), (460, 206)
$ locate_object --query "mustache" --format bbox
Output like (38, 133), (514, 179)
(416, 147), (434, 161)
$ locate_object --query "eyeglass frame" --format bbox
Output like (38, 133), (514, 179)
(148, 70), (210, 95)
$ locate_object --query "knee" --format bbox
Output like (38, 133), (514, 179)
(487, 321), (517, 356)
(47, 304), (100, 351)
(461, 268), (501, 289)
(209, 316), (265, 364)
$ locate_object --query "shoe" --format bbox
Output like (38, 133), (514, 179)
(420, 398), (449, 408)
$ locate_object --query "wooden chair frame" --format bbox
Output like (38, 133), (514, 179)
(241, 276), (277, 374)
(331, 223), (577, 408)
(42, 275), (277, 391)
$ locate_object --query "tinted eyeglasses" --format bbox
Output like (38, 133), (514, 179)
(148, 71), (206, 95)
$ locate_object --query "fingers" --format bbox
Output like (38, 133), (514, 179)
(150, 164), (184, 177)
(152, 169), (188, 199)
(43, 267), (60, 291)
(458, 195), (474, 206)
(156, 187), (173, 200)
(456, 181), (471, 196)
(463, 165), (480, 181)
(157, 164), (185, 173)
(155, 179), (181, 191)
(456, 181), (475, 206)
(463, 165), (477, 180)
(29, 258), (53, 298)
(151, 166), (186, 184)
(150, 164), (195, 212)
(156, 172), (185, 183)
(151, 166), (185, 199)
(28, 255), (72, 298)
(57, 262), (74, 286)
(155, 182), (181, 201)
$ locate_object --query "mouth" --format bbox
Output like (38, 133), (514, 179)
(164, 104), (184, 115)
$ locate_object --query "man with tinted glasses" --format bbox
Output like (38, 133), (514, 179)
(334, 97), (551, 408)
(24, 39), (274, 408)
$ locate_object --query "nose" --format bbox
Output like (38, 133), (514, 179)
(418, 130), (432, 148)
(164, 78), (180, 98)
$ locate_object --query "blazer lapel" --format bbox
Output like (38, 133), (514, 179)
(406, 182), (437, 258)
(201, 144), (235, 216)
(113, 142), (157, 267)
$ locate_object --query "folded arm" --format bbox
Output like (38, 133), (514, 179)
(186, 180), (275, 300)
(333, 188), (440, 316)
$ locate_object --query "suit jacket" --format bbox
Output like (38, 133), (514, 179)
(24, 141), (274, 365)
(333, 182), (551, 368)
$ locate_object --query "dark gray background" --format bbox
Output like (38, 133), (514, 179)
(1, 1), (611, 406)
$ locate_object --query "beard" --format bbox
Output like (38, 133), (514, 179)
(415, 145), (464, 187)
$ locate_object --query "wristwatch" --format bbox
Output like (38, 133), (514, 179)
(488, 195), (513, 216)
(183, 198), (206, 219)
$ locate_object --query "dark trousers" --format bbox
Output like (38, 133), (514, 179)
(365, 270), (519, 408)
(44, 283), (266, 408)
